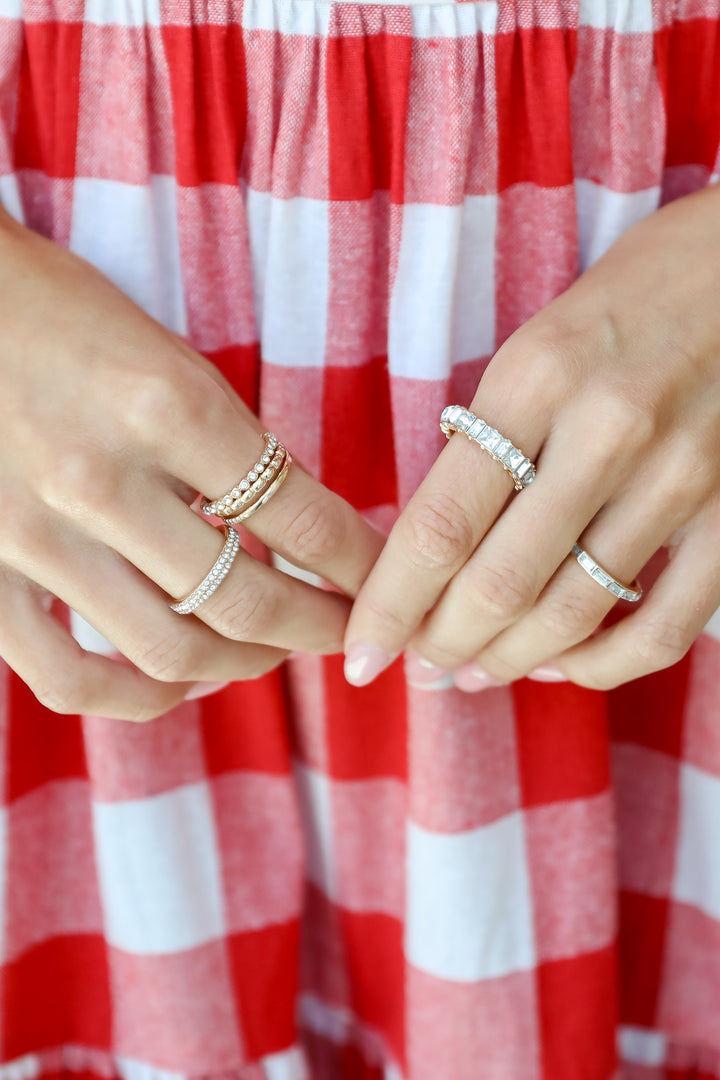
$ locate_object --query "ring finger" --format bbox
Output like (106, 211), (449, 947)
(0, 568), (194, 721)
(457, 465), (694, 688)
(4, 510), (290, 686)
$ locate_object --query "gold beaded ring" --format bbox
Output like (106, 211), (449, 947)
(201, 433), (292, 523)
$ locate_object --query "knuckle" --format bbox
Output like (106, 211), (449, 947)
(584, 391), (656, 457)
(404, 493), (474, 573)
(32, 674), (85, 716)
(122, 372), (190, 435)
(38, 448), (116, 513)
(359, 593), (418, 641)
(566, 669), (616, 692)
(538, 588), (599, 640)
(211, 577), (276, 642)
(666, 431), (713, 503)
(464, 561), (535, 621)
(282, 497), (346, 568)
(126, 702), (174, 723)
(630, 616), (694, 673)
(0, 500), (39, 561)
(476, 649), (527, 684)
(136, 633), (199, 683)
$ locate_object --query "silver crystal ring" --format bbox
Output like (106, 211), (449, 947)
(169, 525), (241, 615)
(440, 405), (536, 491)
(571, 543), (643, 603)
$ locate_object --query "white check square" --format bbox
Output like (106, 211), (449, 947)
(293, 762), (335, 898)
(71, 176), (187, 334)
(406, 813), (535, 982)
(390, 198), (496, 379)
(92, 782), (225, 954)
(258, 195), (329, 368)
(673, 763), (720, 920)
(575, 178), (660, 270)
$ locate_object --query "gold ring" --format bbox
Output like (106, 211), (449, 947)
(201, 433), (291, 522)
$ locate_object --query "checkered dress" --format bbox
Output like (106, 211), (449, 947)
(0, 0), (719, 1077)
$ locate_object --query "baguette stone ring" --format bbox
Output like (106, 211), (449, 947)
(571, 543), (643, 603)
(440, 405), (536, 491)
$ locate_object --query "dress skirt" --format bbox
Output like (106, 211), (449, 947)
(0, 0), (719, 1077)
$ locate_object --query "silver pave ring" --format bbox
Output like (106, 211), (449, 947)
(169, 525), (241, 615)
(440, 405), (536, 491)
(571, 543), (643, 603)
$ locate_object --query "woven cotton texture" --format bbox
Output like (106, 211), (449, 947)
(0, 0), (719, 1078)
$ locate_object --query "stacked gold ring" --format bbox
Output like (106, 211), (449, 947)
(201, 432), (292, 524)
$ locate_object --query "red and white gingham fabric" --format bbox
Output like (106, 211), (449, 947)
(0, 0), (719, 1077)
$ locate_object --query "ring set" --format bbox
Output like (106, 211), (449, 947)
(440, 403), (643, 604)
(168, 432), (293, 615)
(201, 433), (291, 524)
(169, 402), (643, 619)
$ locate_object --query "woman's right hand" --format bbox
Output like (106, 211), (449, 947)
(0, 209), (383, 721)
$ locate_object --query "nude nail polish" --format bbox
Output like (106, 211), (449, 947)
(405, 651), (450, 685)
(453, 664), (504, 693)
(344, 644), (393, 687)
(527, 665), (568, 682)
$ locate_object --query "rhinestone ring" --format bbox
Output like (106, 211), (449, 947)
(440, 405), (536, 491)
(571, 543), (643, 603)
(169, 525), (240, 615)
(201, 432), (292, 523)
(226, 451), (292, 524)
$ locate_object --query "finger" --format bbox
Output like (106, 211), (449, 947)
(343, 357), (558, 684)
(44, 470), (353, 654)
(550, 499), (720, 690)
(408, 393), (645, 672)
(457, 455), (699, 689)
(0, 568), (190, 721)
(115, 364), (384, 596)
(3, 512), (288, 686)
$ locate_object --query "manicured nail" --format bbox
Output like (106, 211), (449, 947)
(184, 680), (230, 700)
(453, 664), (504, 693)
(344, 644), (393, 687)
(527, 665), (568, 683)
(405, 651), (450, 685)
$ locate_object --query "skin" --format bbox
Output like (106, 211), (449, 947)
(0, 206), (384, 721)
(344, 181), (720, 693)
(2, 181), (719, 718)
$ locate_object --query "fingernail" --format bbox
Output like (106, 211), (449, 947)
(184, 680), (230, 700)
(527, 665), (568, 683)
(405, 651), (450, 685)
(344, 644), (393, 687)
(454, 664), (504, 693)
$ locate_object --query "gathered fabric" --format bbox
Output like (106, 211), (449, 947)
(0, 0), (719, 1076)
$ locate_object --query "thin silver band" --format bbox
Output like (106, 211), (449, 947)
(440, 405), (536, 491)
(571, 543), (643, 603)
(169, 525), (241, 615)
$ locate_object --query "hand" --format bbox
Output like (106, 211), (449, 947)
(344, 182), (720, 692)
(0, 209), (383, 721)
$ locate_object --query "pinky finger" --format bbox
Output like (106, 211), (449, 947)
(0, 570), (196, 721)
(550, 504), (720, 691)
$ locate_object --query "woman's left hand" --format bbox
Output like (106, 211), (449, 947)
(344, 181), (720, 692)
